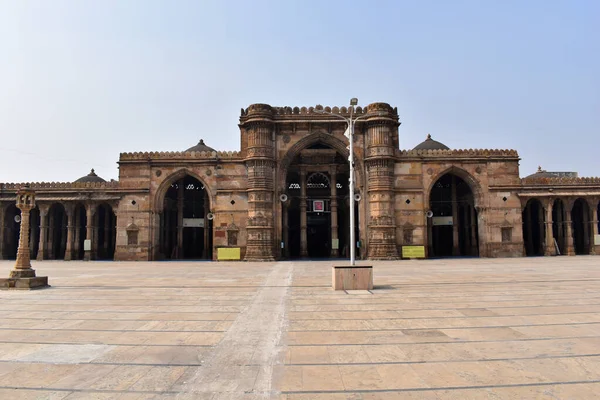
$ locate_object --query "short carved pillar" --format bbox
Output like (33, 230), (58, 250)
(565, 201), (575, 256)
(0, 203), (6, 260)
(299, 168), (308, 258)
(1, 187), (49, 289)
(242, 104), (276, 261)
(588, 198), (598, 255)
(36, 206), (48, 261)
(64, 205), (74, 261)
(365, 103), (399, 260)
(84, 203), (96, 261)
(544, 200), (554, 256)
(330, 166), (339, 258)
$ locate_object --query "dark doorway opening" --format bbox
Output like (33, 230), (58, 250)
(552, 199), (567, 255)
(160, 175), (212, 260)
(48, 203), (67, 260)
(96, 204), (116, 260)
(523, 199), (545, 256)
(428, 173), (478, 258)
(572, 198), (591, 255)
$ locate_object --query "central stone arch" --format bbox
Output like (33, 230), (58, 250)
(278, 132), (364, 192)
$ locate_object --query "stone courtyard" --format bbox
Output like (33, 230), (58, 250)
(1, 257), (600, 399)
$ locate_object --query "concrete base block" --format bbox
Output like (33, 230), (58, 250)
(332, 266), (373, 290)
(0, 276), (50, 290)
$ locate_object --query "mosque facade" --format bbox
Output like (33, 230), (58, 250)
(1, 102), (599, 262)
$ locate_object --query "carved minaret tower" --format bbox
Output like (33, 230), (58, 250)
(365, 103), (399, 259)
(241, 104), (276, 261)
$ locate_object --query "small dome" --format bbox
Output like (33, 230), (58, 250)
(185, 139), (215, 153)
(525, 166), (557, 179)
(413, 134), (449, 150)
(74, 169), (106, 183)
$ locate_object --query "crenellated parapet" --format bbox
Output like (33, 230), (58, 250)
(0, 181), (120, 190)
(239, 103), (399, 121)
(522, 176), (600, 186)
(118, 150), (242, 161)
(399, 148), (519, 158)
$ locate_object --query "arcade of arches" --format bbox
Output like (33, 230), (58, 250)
(158, 175), (213, 260)
(521, 197), (599, 256)
(282, 144), (358, 259)
(0, 202), (116, 261)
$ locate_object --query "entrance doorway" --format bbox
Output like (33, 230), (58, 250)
(572, 198), (591, 255)
(160, 175), (212, 260)
(428, 172), (478, 257)
(523, 199), (545, 256)
(283, 143), (356, 259)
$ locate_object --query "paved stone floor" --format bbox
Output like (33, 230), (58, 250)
(0, 257), (600, 399)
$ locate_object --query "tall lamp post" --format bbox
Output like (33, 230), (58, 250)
(315, 98), (368, 266)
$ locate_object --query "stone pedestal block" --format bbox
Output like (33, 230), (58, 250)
(332, 266), (373, 290)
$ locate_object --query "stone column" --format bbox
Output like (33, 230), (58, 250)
(11, 189), (34, 274)
(365, 103), (399, 259)
(242, 104), (276, 261)
(64, 205), (74, 261)
(84, 203), (96, 261)
(0, 203), (5, 260)
(590, 198), (599, 255)
(36, 206), (48, 261)
(28, 209), (36, 260)
(91, 210), (99, 259)
(524, 203), (533, 256)
(566, 200), (575, 256)
(103, 207), (110, 257)
(299, 168), (308, 258)
(470, 205), (478, 255)
(74, 209), (81, 259)
(60, 210), (68, 258)
(451, 175), (460, 255)
(282, 202), (289, 259)
(203, 192), (210, 259)
(177, 180), (184, 259)
(47, 211), (55, 260)
(544, 200), (554, 256)
(582, 201), (590, 254)
(330, 166), (339, 258)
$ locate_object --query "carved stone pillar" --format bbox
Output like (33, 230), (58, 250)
(103, 207), (110, 257)
(0, 203), (5, 260)
(203, 192), (210, 259)
(84, 203), (96, 261)
(36, 206), (48, 261)
(47, 211), (55, 260)
(470, 205), (478, 255)
(74, 209), (81, 259)
(524, 202), (533, 256)
(300, 168), (308, 258)
(588, 198), (598, 255)
(365, 103), (399, 260)
(451, 175), (460, 255)
(330, 166), (339, 258)
(282, 202), (289, 259)
(242, 104), (276, 261)
(544, 199), (554, 256)
(177, 180), (184, 259)
(64, 205), (74, 261)
(60, 210), (68, 259)
(92, 209), (99, 259)
(566, 200), (575, 256)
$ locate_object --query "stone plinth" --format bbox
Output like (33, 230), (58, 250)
(332, 266), (373, 290)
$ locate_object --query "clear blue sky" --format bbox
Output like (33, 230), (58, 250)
(1, 0), (598, 182)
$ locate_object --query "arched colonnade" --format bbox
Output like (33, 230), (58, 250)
(521, 196), (599, 256)
(0, 201), (116, 261)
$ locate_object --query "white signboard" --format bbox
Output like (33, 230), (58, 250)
(432, 216), (453, 226)
(83, 239), (91, 251)
(595, 235), (600, 246)
(183, 218), (204, 228)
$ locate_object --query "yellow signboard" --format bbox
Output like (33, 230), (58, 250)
(217, 247), (241, 261)
(402, 246), (426, 259)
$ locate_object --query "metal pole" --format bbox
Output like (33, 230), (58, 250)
(349, 107), (355, 266)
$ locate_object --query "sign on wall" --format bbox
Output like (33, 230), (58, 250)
(83, 240), (91, 251)
(217, 248), (241, 260)
(332, 239), (339, 250)
(595, 235), (600, 246)
(313, 200), (324, 212)
(432, 216), (453, 226)
(402, 246), (426, 258)
(183, 218), (204, 228)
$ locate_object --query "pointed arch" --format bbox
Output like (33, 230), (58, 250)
(425, 166), (483, 209)
(153, 168), (213, 213)
(278, 133), (364, 192)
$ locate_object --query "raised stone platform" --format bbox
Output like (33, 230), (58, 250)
(0, 269), (49, 290)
